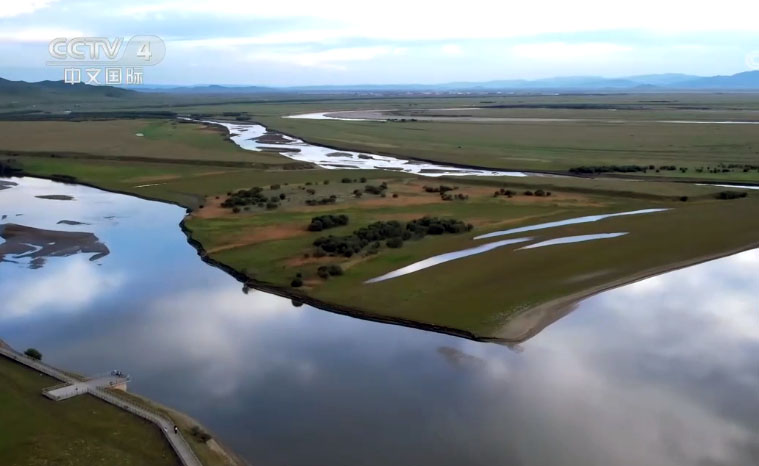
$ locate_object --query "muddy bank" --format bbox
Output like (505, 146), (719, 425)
(35, 194), (74, 201)
(0, 223), (110, 268)
(0, 180), (17, 191)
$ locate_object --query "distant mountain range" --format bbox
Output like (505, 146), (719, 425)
(2, 71), (759, 101)
(0, 77), (134, 99)
(132, 71), (759, 93)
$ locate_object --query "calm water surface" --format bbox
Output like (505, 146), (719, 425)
(1, 177), (757, 466)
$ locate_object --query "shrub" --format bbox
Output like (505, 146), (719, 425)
(392, 193), (398, 198)
(312, 217), (470, 256)
(523, 190), (534, 196)
(360, 177), (367, 183)
(291, 277), (303, 287)
(222, 186), (268, 209)
(423, 185), (456, 193)
(308, 215), (349, 231)
(190, 426), (212, 443)
(716, 191), (748, 200)
(305, 196), (337, 206)
(232, 207), (240, 213)
(680, 196), (689, 202)
(270, 184), (281, 190)
(569, 165), (648, 175)
(266, 202), (279, 210)
(279, 193), (286, 200)
(341, 177), (352, 183)
(386, 237), (404, 248)
(24, 348), (42, 360)
(364, 184), (387, 195)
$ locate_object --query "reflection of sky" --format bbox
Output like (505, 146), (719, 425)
(366, 236), (531, 283)
(1, 176), (758, 466)
(518, 232), (627, 249)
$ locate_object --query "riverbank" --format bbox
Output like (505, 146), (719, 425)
(0, 342), (179, 466)
(0, 338), (242, 466)
(3, 116), (759, 340)
(6, 158), (759, 341)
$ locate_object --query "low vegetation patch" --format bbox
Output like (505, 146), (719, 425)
(222, 186), (281, 211)
(189, 425), (213, 444)
(716, 191), (749, 200)
(313, 216), (473, 258)
(0, 160), (22, 176)
(305, 195), (337, 206)
(24, 348), (42, 360)
(308, 214), (349, 231)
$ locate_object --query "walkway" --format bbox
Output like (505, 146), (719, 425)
(0, 345), (203, 466)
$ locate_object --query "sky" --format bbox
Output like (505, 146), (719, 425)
(1, 0), (759, 86)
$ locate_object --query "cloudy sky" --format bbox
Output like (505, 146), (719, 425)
(1, 0), (759, 86)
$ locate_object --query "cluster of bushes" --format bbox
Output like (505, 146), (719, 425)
(223, 187), (282, 211)
(423, 185), (457, 193)
(715, 191), (749, 200)
(0, 161), (21, 176)
(50, 174), (78, 184)
(189, 426), (212, 443)
(569, 165), (648, 175)
(341, 177), (368, 184)
(406, 216), (473, 235)
(317, 264), (343, 279)
(524, 189), (552, 197)
(364, 182), (388, 195)
(493, 188), (516, 198)
(695, 163), (759, 174)
(308, 214), (349, 231)
(441, 192), (469, 201)
(493, 188), (551, 197)
(222, 187), (267, 207)
(305, 195), (337, 206)
(422, 184), (468, 201)
(24, 348), (42, 360)
(312, 216), (472, 257)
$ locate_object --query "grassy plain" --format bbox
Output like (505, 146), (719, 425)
(144, 94), (759, 183)
(0, 119), (290, 165)
(183, 175), (759, 338)
(0, 356), (178, 466)
(2, 100), (759, 338)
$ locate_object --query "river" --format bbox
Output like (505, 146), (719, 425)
(1, 176), (757, 466)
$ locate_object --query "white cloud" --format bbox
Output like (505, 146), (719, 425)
(511, 42), (633, 61)
(0, 0), (58, 18)
(2, 259), (124, 319)
(0, 27), (86, 44)
(441, 44), (463, 55)
(110, 0), (759, 40)
(246, 46), (406, 69)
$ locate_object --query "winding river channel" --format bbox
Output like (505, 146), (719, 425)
(1, 176), (758, 466)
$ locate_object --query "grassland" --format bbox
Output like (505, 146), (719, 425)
(103, 389), (243, 466)
(137, 93), (759, 183)
(0, 119), (291, 165)
(3, 102), (759, 339)
(253, 116), (759, 182)
(183, 174), (759, 339)
(0, 356), (178, 466)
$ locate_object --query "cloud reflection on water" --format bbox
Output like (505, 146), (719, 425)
(1, 177), (758, 466)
